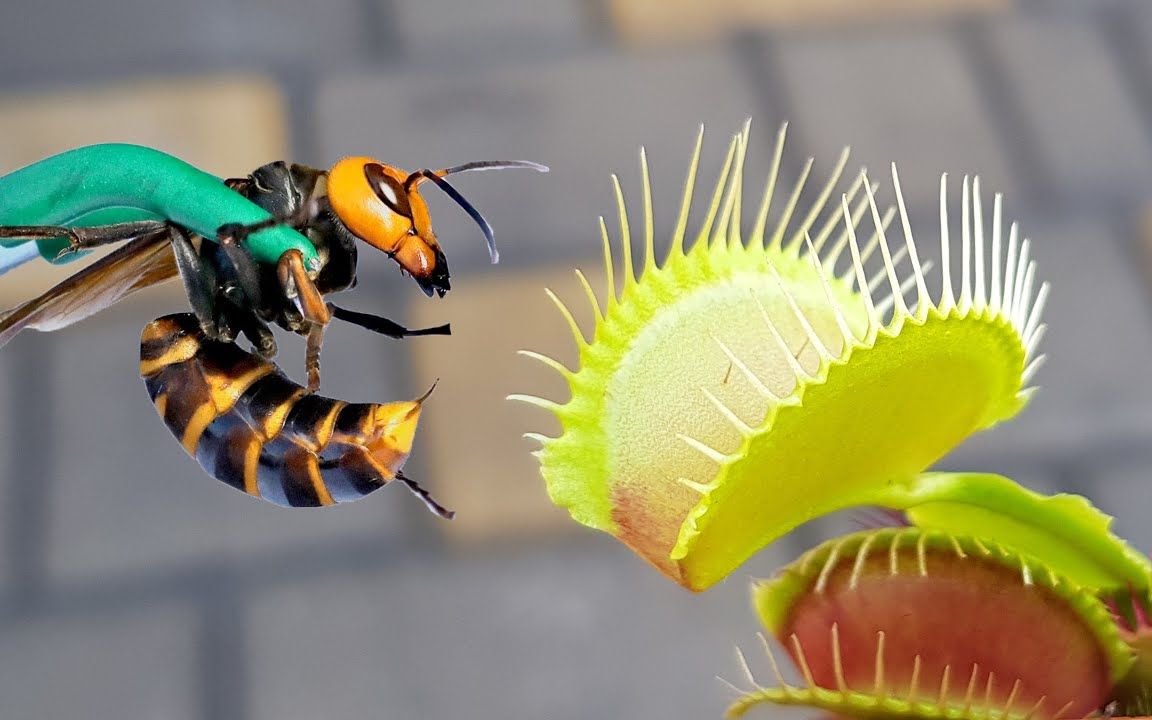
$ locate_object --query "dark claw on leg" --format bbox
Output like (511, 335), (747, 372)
(328, 303), (451, 339)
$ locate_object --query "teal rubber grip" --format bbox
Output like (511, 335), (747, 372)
(0, 144), (320, 269)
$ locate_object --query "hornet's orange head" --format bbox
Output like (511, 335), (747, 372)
(325, 156), (548, 297)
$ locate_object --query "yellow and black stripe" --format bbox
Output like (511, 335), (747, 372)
(139, 314), (451, 516)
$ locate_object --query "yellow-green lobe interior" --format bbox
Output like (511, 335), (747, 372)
(677, 309), (1026, 589)
(603, 243), (864, 581)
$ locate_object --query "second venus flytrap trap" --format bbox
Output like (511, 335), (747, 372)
(512, 122), (1152, 718)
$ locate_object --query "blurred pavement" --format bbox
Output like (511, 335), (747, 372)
(0, 1), (1151, 718)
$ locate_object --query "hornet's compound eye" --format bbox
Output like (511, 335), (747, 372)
(364, 163), (411, 218)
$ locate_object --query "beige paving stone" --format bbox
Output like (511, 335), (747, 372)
(0, 75), (288, 305)
(608, 0), (1006, 45)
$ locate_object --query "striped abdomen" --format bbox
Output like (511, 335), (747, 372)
(140, 313), (451, 516)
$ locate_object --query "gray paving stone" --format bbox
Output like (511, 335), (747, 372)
(987, 14), (1152, 206)
(315, 48), (762, 270)
(248, 540), (804, 720)
(0, 0), (372, 83)
(392, 0), (592, 60)
(0, 602), (198, 720)
(769, 23), (1014, 217)
(40, 292), (425, 584)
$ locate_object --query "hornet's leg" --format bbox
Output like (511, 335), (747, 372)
(276, 249), (330, 327)
(215, 234), (266, 311)
(215, 198), (323, 244)
(304, 322), (324, 393)
(169, 226), (221, 339)
(0, 221), (170, 258)
(238, 314), (277, 359)
(201, 226), (278, 357)
(395, 471), (455, 519)
(327, 303), (451, 339)
(217, 204), (329, 329)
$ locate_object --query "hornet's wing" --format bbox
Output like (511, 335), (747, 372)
(0, 233), (179, 348)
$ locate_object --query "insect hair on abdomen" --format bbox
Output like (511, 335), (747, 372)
(139, 313), (452, 517)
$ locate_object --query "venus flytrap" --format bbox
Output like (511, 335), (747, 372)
(513, 121), (1152, 719)
(512, 123), (1057, 591)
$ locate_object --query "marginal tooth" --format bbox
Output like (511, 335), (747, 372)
(712, 335), (778, 399)
(828, 179), (877, 273)
(751, 291), (817, 379)
(517, 349), (572, 376)
(874, 630), (887, 697)
(991, 193), (1003, 313)
(1051, 699), (1076, 720)
(693, 133), (740, 250)
(939, 174), (955, 311)
(960, 175), (972, 312)
(1014, 261), (1037, 333)
(759, 633), (789, 688)
(506, 394), (562, 411)
(770, 157), (815, 250)
(715, 675), (746, 695)
(891, 163), (931, 319)
(855, 205), (897, 268)
(916, 532), (929, 576)
(786, 146), (850, 253)
(640, 146), (656, 271)
(1002, 222), (1019, 316)
(874, 260), (926, 320)
(1022, 354), (1046, 384)
(574, 268), (602, 322)
(717, 131), (749, 248)
(789, 634), (817, 688)
(546, 288), (587, 347)
(1022, 281), (1050, 349)
(813, 171), (866, 255)
(805, 234), (855, 347)
(912, 260), (936, 316)
(611, 174), (634, 286)
(701, 387), (755, 435)
(599, 216), (616, 306)
(962, 663), (980, 714)
(1022, 696), (1048, 720)
(973, 176), (987, 311)
(849, 532), (877, 589)
(1020, 556), (1033, 586)
(888, 532), (901, 575)
(1012, 239), (1032, 327)
(733, 119), (752, 246)
(938, 664), (952, 706)
(867, 243), (910, 295)
(735, 646), (758, 687)
(815, 542), (842, 593)
(677, 433), (729, 463)
(751, 122), (788, 249)
(769, 264), (833, 361)
(863, 173), (908, 318)
(1025, 323), (1047, 361)
(670, 125), (705, 259)
(908, 655), (923, 702)
(843, 195), (879, 336)
(983, 671), (995, 714)
(831, 623), (848, 691)
(522, 432), (552, 446)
